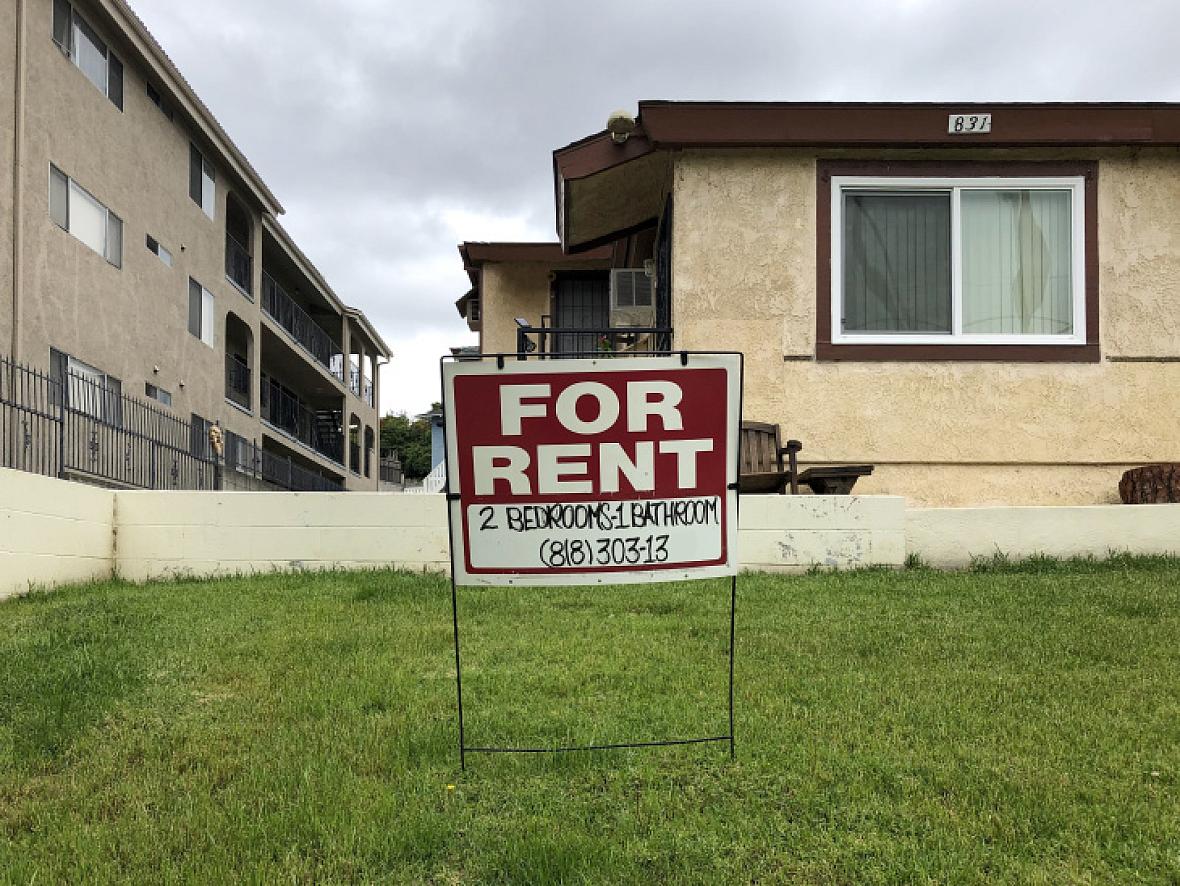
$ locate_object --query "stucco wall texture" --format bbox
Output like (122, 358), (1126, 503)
(479, 263), (553, 355)
(671, 147), (1180, 506)
(1, 0), (17, 353)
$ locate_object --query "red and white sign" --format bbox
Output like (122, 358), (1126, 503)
(442, 355), (741, 586)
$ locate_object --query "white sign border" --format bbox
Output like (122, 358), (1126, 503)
(441, 353), (743, 587)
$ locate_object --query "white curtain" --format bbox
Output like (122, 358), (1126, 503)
(72, 15), (108, 94)
(68, 181), (107, 256)
(961, 190), (1072, 335)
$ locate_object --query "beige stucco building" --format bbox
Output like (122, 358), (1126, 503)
(3, 0), (389, 491)
(462, 102), (1180, 506)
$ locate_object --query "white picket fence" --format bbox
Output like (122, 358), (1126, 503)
(403, 460), (446, 494)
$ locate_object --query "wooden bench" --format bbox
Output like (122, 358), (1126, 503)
(738, 422), (873, 495)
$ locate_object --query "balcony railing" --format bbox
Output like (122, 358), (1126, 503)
(514, 325), (673, 358)
(225, 355), (250, 410)
(261, 272), (344, 381)
(260, 449), (345, 492)
(223, 431), (344, 492)
(260, 377), (343, 464)
(225, 234), (253, 296)
(347, 368), (374, 406)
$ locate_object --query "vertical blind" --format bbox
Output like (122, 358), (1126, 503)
(842, 191), (952, 333)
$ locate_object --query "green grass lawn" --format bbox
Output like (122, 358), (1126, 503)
(1, 559), (1178, 883)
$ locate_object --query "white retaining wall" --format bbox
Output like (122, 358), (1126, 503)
(5, 467), (1180, 598)
(908, 504), (1180, 568)
(116, 491), (450, 582)
(0, 470), (115, 598)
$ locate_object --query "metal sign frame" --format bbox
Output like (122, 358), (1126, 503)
(439, 351), (744, 769)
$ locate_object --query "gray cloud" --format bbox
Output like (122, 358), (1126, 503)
(130, 0), (1180, 413)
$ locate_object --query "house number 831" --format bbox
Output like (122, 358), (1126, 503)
(948, 113), (991, 134)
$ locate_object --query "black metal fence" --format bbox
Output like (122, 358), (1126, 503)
(1, 355), (216, 489)
(515, 325), (674, 358)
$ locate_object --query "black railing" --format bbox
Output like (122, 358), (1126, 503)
(346, 368), (374, 406)
(515, 325), (674, 358)
(225, 355), (250, 410)
(261, 272), (344, 380)
(222, 429), (344, 492)
(1, 355), (215, 489)
(225, 234), (253, 296)
(259, 376), (343, 464)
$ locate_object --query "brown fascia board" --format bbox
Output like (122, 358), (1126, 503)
(99, 0), (284, 216)
(459, 241), (613, 266)
(637, 100), (1180, 147)
(457, 240), (615, 310)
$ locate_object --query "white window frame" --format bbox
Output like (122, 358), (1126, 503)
(188, 278), (216, 348)
(49, 164), (122, 267)
(830, 175), (1087, 346)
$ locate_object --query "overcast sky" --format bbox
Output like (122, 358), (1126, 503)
(130, 0), (1180, 416)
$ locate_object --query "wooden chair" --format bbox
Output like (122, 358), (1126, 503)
(738, 422), (874, 495)
(739, 422), (802, 495)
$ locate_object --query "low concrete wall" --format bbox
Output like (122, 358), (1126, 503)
(908, 504), (1180, 568)
(738, 495), (905, 571)
(5, 467), (1180, 598)
(0, 469), (115, 599)
(115, 491), (450, 582)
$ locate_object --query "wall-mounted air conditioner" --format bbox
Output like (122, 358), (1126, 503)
(610, 268), (655, 327)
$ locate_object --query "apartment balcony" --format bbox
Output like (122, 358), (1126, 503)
(225, 234), (253, 296)
(225, 355), (250, 410)
(514, 324), (673, 357)
(259, 375), (343, 465)
(348, 368), (373, 406)
(260, 449), (344, 492)
(223, 430), (344, 492)
(261, 272), (344, 381)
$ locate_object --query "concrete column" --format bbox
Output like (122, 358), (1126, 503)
(340, 315), (350, 387)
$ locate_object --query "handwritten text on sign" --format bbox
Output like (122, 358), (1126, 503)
(443, 356), (740, 586)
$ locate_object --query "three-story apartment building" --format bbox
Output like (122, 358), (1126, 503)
(1, 0), (389, 490)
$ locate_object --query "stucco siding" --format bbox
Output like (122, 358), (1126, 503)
(480, 263), (553, 354)
(0, 0), (18, 354)
(672, 147), (1180, 505)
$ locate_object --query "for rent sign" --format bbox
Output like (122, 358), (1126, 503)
(442, 354), (741, 586)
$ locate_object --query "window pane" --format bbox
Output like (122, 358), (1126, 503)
(201, 289), (216, 345)
(107, 53), (123, 110)
(190, 144), (203, 206)
(201, 162), (216, 219)
(67, 355), (105, 420)
(49, 165), (69, 229)
(105, 211), (122, 267)
(72, 15), (107, 94)
(68, 180), (106, 255)
(961, 190), (1073, 335)
(52, 0), (71, 49)
(158, 243), (172, 266)
(188, 278), (202, 337)
(842, 191), (952, 333)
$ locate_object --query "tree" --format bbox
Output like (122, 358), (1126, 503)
(379, 407), (436, 480)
